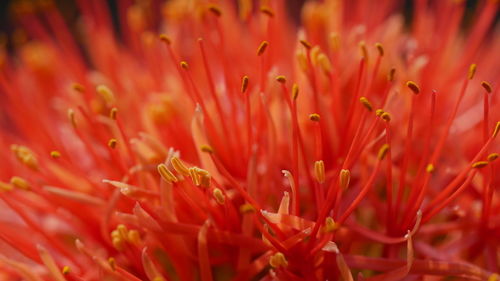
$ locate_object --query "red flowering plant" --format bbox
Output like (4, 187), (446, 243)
(0, 0), (499, 280)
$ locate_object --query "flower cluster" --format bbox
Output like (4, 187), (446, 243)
(0, 0), (499, 280)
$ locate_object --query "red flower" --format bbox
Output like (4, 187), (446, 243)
(0, 0), (499, 280)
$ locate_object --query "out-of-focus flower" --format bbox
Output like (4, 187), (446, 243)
(0, 0), (499, 280)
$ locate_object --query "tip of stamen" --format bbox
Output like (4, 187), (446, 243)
(67, 108), (76, 128)
(208, 4), (222, 17)
(339, 169), (350, 190)
(62, 266), (70, 275)
(157, 164), (178, 183)
(381, 112), (391, 122)
(406, 81), (420, 95)
(10, 176), (30, 190)
(487, 153), (499, 162)
(109, 107), (118, 120)
(314, 160), (325, 183)
(375, 43), (384, 56)
(239, 203), (256, 214)
(472, 161), (488, 169)
(50, 150), (61, 159)
(468, 64), (477, 80)
(269, 252), (288, 268)
(213, 188), (225, 205)
(426, 164), (435, 173)
(493, 121), (500, 138)
(260, 5), (274, 17)
(200, 144), (214, 153)
(108, 138), (117, 149)
(180, 61), (189, 70)
(481, 81), (492, 93)
(292, 83), (299, 100)
(309, 113), (320, 122)
(257, 41), (269, 56)
(359, 97), (373, 111)
(359, 41), (368, 60)
(387, 68), (396, 82)
(378, 144), (390, 160)
(159, 34), (171, 45)
(300, 39), (312, 49)
(241, 76), (249, 93)
(276, 75), (286, 83)
(71, 83), (85, 93)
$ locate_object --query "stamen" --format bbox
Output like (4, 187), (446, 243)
(481, 81), (492, 93)
(359, 97), (373, 111)
(468, 63), (477, 80)
(375, 42), (384, 56)
(472, 161), (489, 169)
(50, 150), (61, 159)
(487, 153), (499, 162)
(314, 160), (325, 184)
(260, 6), (274, 17)
(380, 112), (391, 122)
(269, 252), (288, 268)
(71, 83), (85, 93)
(239, 203), (255, 214)
(241, 75), (249, 93)
(276, 75), (286, 83)
(257, 41), (269, 56)
(200, 145), (214, 153)
(317, 53), (332, 75)
(108, 257), (116, 271)
(213, 188), (225, 205)
(10, 176), (30, 190)
(96, 85), (115, 105)
(300, 39), (312, 49)
(159, 34), (171, 45)
(0, 181), (13, 191)
(309, 113), (320, 122)
(339, 169), (350, 190)
(108, 138), (117, 149)
(67, 108), (76, 128)
(62, 266), (70, 275)
(493, 121), (500, 137)
(323, 217), (339, 233)
(208, 4), (222, 17)
(157, 164), (178, 183)
(109, 107), (118, 120)
(292, 83), (299, 100)
(387, 68), (396, 82)
(406, 81), (420, 95)
(171, 156), (190, 177)
(359, 41), (368, 60)
(426, 164), (435, 173)
(378, 144), (390, 160)
(180, 61), (189, 70)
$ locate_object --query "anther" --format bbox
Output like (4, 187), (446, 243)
(426, 164), (435, 173)
(108, 138), (117, 149)
(314, 160), (325, 183)
(108, 257), (116, 271)
(493, 121), (500, 138)
(276, 75), (286, 83)
(62, 266), (70, 275)
(375, 109), (384, 116)
(157, 164), (178, 183)
(241, 75), (249, 93)
(208, 4), (222, 17)
(109, 107), (118, 120)
(260, 6), (274, 17)
(257, 41), (269, 56)
(11, 145), (38, 170)
(171, 157), (190, 177)
(488, 273), (499, 281)
(468, 64), (477, 80)
(387, 68), (396, 82)
(472, 161), (489, 169)
(375, 43), (384, 56)
(487, 153), (499, 162)
(339, 169), (350, 190)
(406, 81), (420, 95)
(213, 188), (225, 205)
(50, 150), (61, 159)
(10, 176), (30, 190)
(299, 39), (312, 49)
(71, 83), (85, 93)
(239, 203), (255, 214)
(269, 252), (288, 268)
(378, 144), (390, 160)
(309, 113), (320, 122)
(0, 181), (13, 192)
(68, 108), (76, 128)
(359, 97), (373, 111)
(180, 61), (189, 70)
(323, 217), (340, 233)
(481, 81), (492, 93)
(359, 41), (368, 60)
(127, 230), (141, 245)
(381, 112), (391, 122)
(159, 34), (171, 45)
(292, 83), (299, 100)
(200, 144), (214, 153)
(317, 53), (332, 74)
(96, 85), (115, 105)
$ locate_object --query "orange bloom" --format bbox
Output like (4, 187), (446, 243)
(0, 0), (499, 280)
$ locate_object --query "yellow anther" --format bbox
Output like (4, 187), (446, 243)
(359, 97), (373, 111)
(472, 161), (489, 169)
(117, 224), (128, 238)
(329, 32), (341, 51)
(481, 81), (492, 93)
(0, 181), (13, 192)
(241, 75), (249, 93)
(110, 230), (121, 239)
(339, 169), (350, 190)
(406, 81), (420, 95)
(10, 176), (30, 190)
(213, 188), (225, 205)
(127, 230), (141, 245)
(108, 138), (117, 149)
(378, 144), (390, 160)
(200, 145), (214, 153)
(276, 75), (286, 83)
(468, 63), (477, 80)
(426, 164), (435, 173)
(208, 4), (222, 17)
(317, 53), (332, 74)
(96, 85), (115, 105)
(292, 83), (299, 100)
(11, 144), (38, 170)
(323, 217), (340, 233)
(50, 150), (61, 159)
(487, 153), (499, 162)
(171, 157), (190, 177)
(309, 113), (320, 122)
(300, 39), (312, 49)
(493, 122), (500, 138)
(108, 257), (116, 271)
(375, 109), (384, 116)
(314, 160), (325, 184)
(296, 51), (308, 72)
(112, 237), (125, 251)
(159, 34), (171, 45)
(109, 107), (118, 120)
(71, 83), (85, 93)
(359, 41), (368, 60)
(157, 164), (178, 183)
(180, 61), (189, 70)
(381, 112), (391, 122)
(260, 5), (274, 17)
(239, 203), (255, 214)
(67, 108), (76, 128)
(62, 265), (70, 275)
(199, 173), (211, 188)
(488, 273), (499, 281)
(269, 252), (288, 268)
(375, 43), (384, 56)
(257, 41), (269, 56)
(387, 68), (396, 82)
